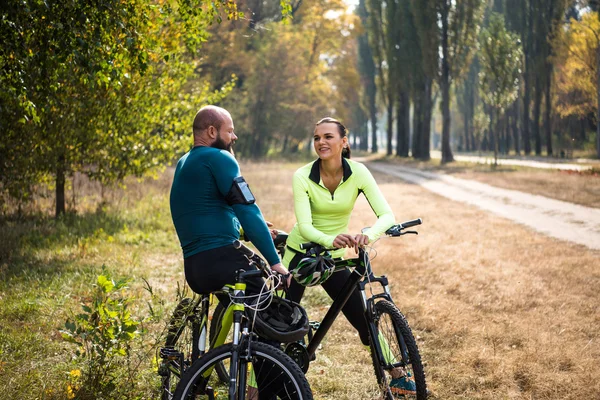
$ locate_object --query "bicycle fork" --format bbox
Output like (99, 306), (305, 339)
(229, 281), (247, 400)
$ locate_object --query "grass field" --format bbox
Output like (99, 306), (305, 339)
(0, 161), (599, 399)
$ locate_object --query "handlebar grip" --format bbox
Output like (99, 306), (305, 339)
(237, 269), (264, 281)
(400, 218), (422, 229)
(300, 242), (319, 250)
(273, 232), (289, 247)
(233, 240), (255, 257)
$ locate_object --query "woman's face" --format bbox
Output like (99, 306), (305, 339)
(313, 123), (347, 161)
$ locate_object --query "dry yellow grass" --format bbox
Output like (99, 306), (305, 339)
(4, 160), (597, 399)
(242, 161), (600, 400)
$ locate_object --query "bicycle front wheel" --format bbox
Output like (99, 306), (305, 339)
(160, 298), (202, 400)
(173, 341), (313, 400)
(369, 300), (427, 399)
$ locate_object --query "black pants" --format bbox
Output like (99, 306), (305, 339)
(286, 253), (371, 346)
(184, 244), (265, 298)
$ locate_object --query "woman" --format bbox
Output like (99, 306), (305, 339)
(283, 117), (415, 396)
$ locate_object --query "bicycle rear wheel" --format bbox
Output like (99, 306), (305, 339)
(173, 341), (313, 400)
(369, 300), (427, 399)
(160, 298), (202, 400)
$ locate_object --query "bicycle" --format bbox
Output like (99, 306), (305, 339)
(159, 240), (313, 400)
(279, 218), (428, 399)
(158, 235), (289, 399)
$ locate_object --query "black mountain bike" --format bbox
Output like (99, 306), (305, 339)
(282, 218), (427, 399)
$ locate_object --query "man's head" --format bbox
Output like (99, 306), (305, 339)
(193, 106), (237, 151)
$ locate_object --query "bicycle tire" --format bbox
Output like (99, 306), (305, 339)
(161, 298), (202, 400)
(208, 300), (230, 383)
(369, 300), (427, 400)
(173, 341), (313, 400)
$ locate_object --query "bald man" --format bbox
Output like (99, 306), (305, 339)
(169, 105), (291, 297)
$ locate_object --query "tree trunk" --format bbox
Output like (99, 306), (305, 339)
(440, 1), (453, 163)
(545, 64), (553, 156)
(597, 43), (600, 159)
(55, 153), (66, 217)
(387, 93), (394, 156)
(282, 135), (289, 153)
(421, 79), (432, 160)
(513, 102), (521, 155)
(412, 91), (422, 159)
(464, 106), (471, 152)
(523, 0), (533, 155)
(396, 91), (410, 157)
(490, 108), (497, 166)
(533, 74), (543, 155)
(504, 112), (511, 154)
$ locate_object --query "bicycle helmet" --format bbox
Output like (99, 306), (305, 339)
(245, 295), (309, 343)
(291, 253), (335, 287)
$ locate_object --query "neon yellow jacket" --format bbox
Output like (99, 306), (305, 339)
(283, 158), (395, 264)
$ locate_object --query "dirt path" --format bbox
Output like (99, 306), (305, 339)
(367, 162), (600, 250)
(429, 150), (597, 171)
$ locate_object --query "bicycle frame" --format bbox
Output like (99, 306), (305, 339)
(303, 248), (398, 370)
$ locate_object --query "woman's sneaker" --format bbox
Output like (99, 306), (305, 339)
(389, 371), (416, 397)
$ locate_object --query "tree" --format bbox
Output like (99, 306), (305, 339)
(357, 0), (379, 153)
(438, 0), (485, 163)
(0, 0), (240, 216)
(366, 0), (397, 156)
(409, 0), (439, 160)
(553, 10), (600, 157)
(479, 13), (523, 165)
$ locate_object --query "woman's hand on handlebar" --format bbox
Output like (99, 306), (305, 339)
(353, 233), (369, 253)
(332, 234), (355, 249)
(333, 233), (369, 253)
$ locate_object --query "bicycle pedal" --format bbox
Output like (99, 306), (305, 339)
(160, 347), (183, 360)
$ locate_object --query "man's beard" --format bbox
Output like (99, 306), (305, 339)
(212, 131), (234, 153)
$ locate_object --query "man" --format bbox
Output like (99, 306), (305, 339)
(170, 105), (291, 297)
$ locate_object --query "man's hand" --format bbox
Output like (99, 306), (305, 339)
(265, 221), (278, 240)
(271, 263), (292, 287)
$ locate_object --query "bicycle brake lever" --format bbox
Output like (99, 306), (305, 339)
(400, 230), (418, 235)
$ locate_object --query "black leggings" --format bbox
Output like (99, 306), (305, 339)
(184, 244), (266, 298)
(286, 252), (371, 346)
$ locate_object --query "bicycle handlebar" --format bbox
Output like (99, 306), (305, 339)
(233, 239), (256, 257)
(299, 218), (423, 252)
(399, 218), (422, 229)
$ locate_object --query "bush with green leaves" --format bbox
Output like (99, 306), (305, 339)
(61, 272), (141, 398)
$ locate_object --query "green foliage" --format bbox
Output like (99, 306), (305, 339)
(0, 0), (238, 215)
(60, 272), (142, 397)
(478, 13), (523, 112)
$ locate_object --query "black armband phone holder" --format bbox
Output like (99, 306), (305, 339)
(225, 176), (256, 205)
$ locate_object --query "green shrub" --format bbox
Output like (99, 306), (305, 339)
(61, 272), (141, 398)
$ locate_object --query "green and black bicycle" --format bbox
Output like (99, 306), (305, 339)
(158, 240), (312, 400)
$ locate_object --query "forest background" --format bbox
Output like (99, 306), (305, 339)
(2, 0), (600, 217)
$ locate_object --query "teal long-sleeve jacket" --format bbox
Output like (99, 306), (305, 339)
(170, 146), (280, 266)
